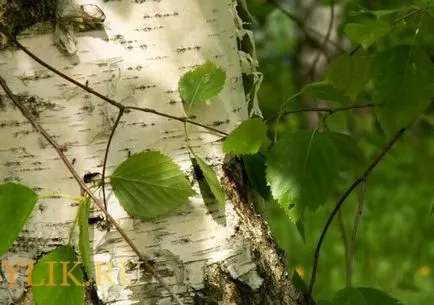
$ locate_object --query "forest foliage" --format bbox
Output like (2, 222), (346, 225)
(1, 0), (434, 304)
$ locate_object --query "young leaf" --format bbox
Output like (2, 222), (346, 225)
(78, 196), (93, 280)
(110, 151), (195, 218)
(0, 183), (38, 256)
(326, 51), (373, 101)
(372, 46), (434, 134)
(178, 60), (226, 111)
(32, 245), (84, 305)
(302, 82), (349, 103)
(332, 287), (402, 305)
(266, 130), (339, 221)
(344, 20), (392, 49)
(223, 118), (267, 155)
(192, 154), (225, 205)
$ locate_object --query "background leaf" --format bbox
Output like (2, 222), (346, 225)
(302, 82), (349, 103)
(344, 20), (392, 49)
(266, 130), (339, 221)
(223, 118), (267, 155)
(32, 245), (84, 305)
(0, 183), (38, 256)
(178, 60), (226, 111)
(326, 51), (373, 101)
(332, 287), (403, 305)
(372, 45), (434, 134)
(192, 154), (226, 205)
(78, 196), (93, 280)
(110, 151), (195, 218)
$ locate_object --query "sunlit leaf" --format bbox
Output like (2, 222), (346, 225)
(223, 118), (267, 155)
(32, 246), (84, 305)
(178, 60), (226, 112)
(0, 183), (38, 256)
(110, 151), (195, 218)
(266, 130), (339, 221)
(372, 46), (434, 134)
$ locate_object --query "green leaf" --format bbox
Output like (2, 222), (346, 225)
(326, 132), (365, 170)
(223, 118), (267, 155)
(178, 60), (226, 111)
(32, 245), (84, 305)
(192, 154), (225, 205)
(302, 82), (349, 103)
(78, 196), (93, 280)
(291, 270), (309, 295)
(110, 151), (195, 218)
(332, 287), (402, 305)
(326, 52), (373, 101)
(0, 183), (38, 256)
(372, 46), (434, 134)
(266, 130), (339, 221)
(243, 154), (270, 199)
(344, 20), (392, 49)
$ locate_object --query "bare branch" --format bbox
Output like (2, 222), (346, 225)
(346, 180), (366, 288)
(269, 103), (374, 122)
(0, 25), (227, 137)
(101, 108), (125, 211)
(0, 77), (185, 305)
(268, 0), (345, 52)
(307, 128), (405, 305)
(305, 0), (335, 80)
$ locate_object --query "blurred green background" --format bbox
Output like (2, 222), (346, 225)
(245, 0), (434, 304)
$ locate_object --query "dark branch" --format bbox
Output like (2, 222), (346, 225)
(101, 108), (125, 211)
(0, 76), (184, 305)
(307, 128), (405, 304)
(268, 0), (345, 52)
(0, 25), (227, 137)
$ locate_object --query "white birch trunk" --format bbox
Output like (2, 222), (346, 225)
(0, 1), (301, 304)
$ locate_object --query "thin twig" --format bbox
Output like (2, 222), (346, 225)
(0, 77), (184, 305)
(269, 103), (374, 121)
(102, 108), (124, 211)
(268, 0), (344, 52)
(307, 128), (405, 305)
(346, 180), (366, 287)
(337, 209), (349, 278)
(306, 0), (335, 80)
(0, 25), (227, 137)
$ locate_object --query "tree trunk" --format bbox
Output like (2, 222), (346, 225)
(295, 0), (347, 128)
(0, 0), (303, 304)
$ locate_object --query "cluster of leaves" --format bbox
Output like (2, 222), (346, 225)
(246, 0), (434, 304)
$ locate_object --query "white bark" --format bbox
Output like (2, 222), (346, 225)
(0, 1), (267, 304)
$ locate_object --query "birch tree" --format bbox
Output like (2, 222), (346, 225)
(0, 0), (303, 304)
